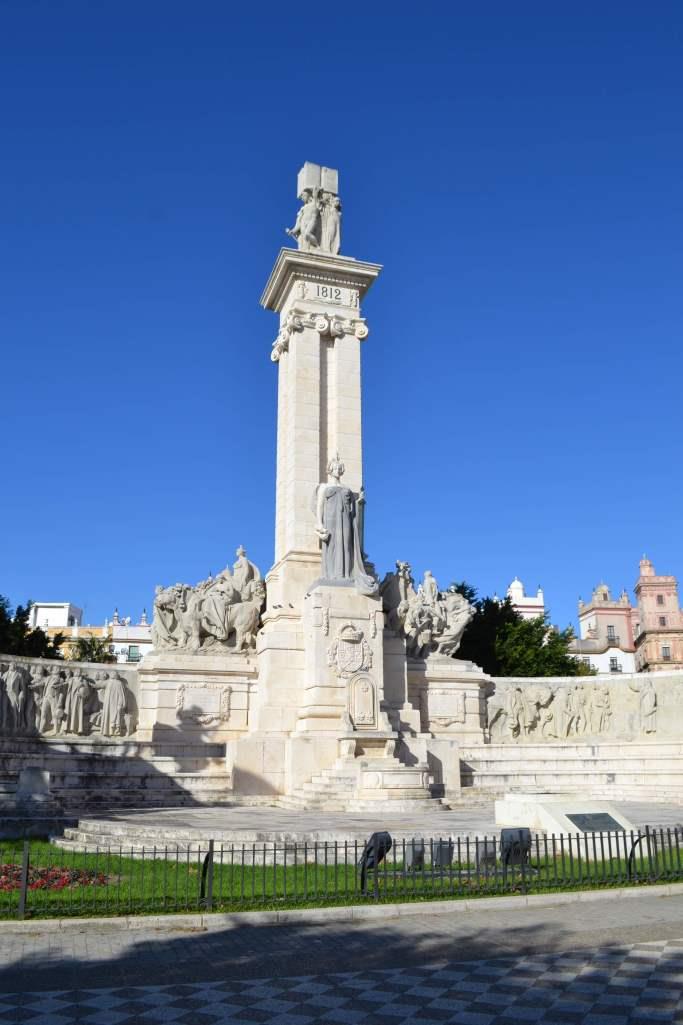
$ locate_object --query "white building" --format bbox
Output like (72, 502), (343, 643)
(28, 602), (83, 630)
(28, 601), (153, 664)
(506, 578), (545, 620)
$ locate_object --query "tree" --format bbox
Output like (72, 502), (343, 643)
(449, 582), (520, 675)
(496, 615), (595, 677)
(0, 595), (64, 659)
(68, 635), (117, 664)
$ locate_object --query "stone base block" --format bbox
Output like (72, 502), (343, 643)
(227, 735), (287, 796)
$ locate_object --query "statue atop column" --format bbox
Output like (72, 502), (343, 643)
(314, 454), (377, 596)
(286, 162), (342, 256)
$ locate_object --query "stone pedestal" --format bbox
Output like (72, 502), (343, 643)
(137, 651), (257, 745)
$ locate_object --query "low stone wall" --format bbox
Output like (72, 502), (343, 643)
(0, 654), (232, 822)
(0, 654), (139, 740)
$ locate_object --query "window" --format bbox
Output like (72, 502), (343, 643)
(127, 645), (141, 663)
(662, 645), (671, 660)
(607, 625), (616, 640)
(609, 657), (618, 670)
(659, 616), (667, 627)
(657, 594), (664, 605)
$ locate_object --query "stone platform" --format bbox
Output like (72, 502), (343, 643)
(52, 799), (683, 853)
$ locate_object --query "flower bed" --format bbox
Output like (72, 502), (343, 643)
(0, 863), (106, 892)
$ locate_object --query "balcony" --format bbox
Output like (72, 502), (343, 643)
(606, 634), (620, 646)
(609, 663), (623, 673)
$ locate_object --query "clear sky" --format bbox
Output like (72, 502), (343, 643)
(2, 1), (682, 633)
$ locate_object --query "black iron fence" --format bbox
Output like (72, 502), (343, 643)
(1, 826), (682, 920)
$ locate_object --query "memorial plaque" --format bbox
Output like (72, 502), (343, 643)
(566, 813), (624, 833)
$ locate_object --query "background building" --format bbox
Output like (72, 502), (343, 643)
(634, 558), (683, 671)
(506, 578), (545, 620)
(569, 583), (637, 673)
(28, 602), (153, 663)
(28, 602), (83, 631)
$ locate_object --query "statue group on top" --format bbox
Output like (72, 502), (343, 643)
(287, 189), (341, 256)
(381, 562), (475, 659)
(0, 660), (132, 738)
(489, 676), (657, 742)
(286, 163), (342, 256)
(152, 546), (265, 653)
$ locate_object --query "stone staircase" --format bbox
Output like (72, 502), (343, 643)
(459, 741), (683, 804)
(278, 759), (449, 813)
(0, 738), (233, 815)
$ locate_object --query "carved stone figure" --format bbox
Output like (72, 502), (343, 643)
(381, 566), (474, 659)
(320, 193), (341, 255)
(314, 455), (377, 596)
(286, 188), (322, 251)
(4, 662), (31, 733)
(63, 668), (91, 735)
(92, 670), (128, 737)
(38, 665), (66, 734)
(589, 684), (611, 734)
(152, 547), (265, 653)
(629, 677), (657, 734)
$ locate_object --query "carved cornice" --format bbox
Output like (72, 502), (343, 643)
(261, 248), (382, 313)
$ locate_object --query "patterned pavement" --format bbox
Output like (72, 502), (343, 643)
(2, 938), (683, 1024)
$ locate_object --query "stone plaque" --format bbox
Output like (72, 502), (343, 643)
(566, 813), (624, 833)
(310, 283), (358, 307)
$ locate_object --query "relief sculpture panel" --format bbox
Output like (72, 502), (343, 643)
(487, 675), (668, 743)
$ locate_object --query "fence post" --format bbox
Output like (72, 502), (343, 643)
(200, 840), (215, 911)
(373, 832), (380, 902)
(17, 841), (30, 920)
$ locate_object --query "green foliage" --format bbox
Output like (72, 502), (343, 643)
(496, 614), (596, 677)
(0, 596), (63, 659)
(450, 582), (521, 675)
(68, 635), (117, 664)
(449, 582), (593, 677)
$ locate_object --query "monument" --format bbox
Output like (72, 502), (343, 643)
(3, 161), (681, 830)
(135, 160), (487, 809)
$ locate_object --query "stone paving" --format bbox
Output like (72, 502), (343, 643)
(55, 798), (683, 846)
(2, 892), (683, 1023)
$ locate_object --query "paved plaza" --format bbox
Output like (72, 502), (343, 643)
(3, 891), (683, 1023)
(59, 798), (683, 846)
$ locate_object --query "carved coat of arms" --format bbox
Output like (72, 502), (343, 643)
(327, 624), (373, 678)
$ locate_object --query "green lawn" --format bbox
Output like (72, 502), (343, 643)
(1, 837), (681, 920)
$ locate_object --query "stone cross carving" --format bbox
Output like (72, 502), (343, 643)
(286, 162), (342, 256)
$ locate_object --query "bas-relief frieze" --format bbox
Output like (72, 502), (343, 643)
(0, 659), (135, 738)
(381, 562), (474, 659)
(487, 675), (664, 742)
(152, 547), (265, 654)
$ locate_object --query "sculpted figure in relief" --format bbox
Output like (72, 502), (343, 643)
(152, 546), (265, 653)
(314, 455), (378, 596)
(629, 677), (657, 734)
(381, 565), (474, 659)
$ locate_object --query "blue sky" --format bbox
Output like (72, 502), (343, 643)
(1, 1), (682, 633)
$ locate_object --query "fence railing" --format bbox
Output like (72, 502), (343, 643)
(1, 827), (681, 919)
